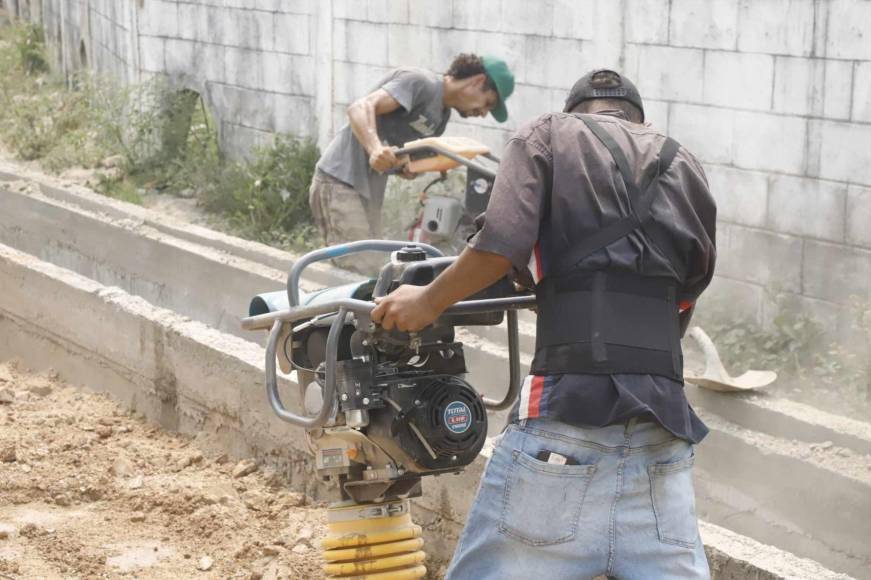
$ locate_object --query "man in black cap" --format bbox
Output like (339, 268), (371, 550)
(372, 69), (716, 578)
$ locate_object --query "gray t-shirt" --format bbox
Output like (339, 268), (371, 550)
(317, 67), (451, 207)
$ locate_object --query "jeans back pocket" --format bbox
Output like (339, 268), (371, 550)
(499, 449), (597, 546)
(648, 454), (699, 548)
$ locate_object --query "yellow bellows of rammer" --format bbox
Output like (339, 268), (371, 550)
(321, 500), (427, 579)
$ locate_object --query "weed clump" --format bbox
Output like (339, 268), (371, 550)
(0, 18), (320, 251)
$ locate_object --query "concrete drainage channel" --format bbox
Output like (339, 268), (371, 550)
(1, 171), (869, 579)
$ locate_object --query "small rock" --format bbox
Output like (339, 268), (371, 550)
(820, 441), (834, 450)
(128, 475), (144, 490)
(0, 388), (14, 404)
(20, 464), (31, 473)
(177, 451), (204, 470)
(198, 556), (214, 571)
(214, 453), (229, 465)
(232, 459), (258, 479)
(110, 457), (135, 478)
(837, 448), (851, 457)
(26, 380), (53, 397)
(96, 425), (113, 439)
(130, 512), (146, 523)
(249, 572), (263, 580)
(291, 543), (310, 555)
(0, 444), (16, 463)
(101, 154), (125, 169)
(97, 417), (115, 426)
(53, 493), (71, 507)
(296, 527), (314, 542)
(262, 545), (282, 557)
(82, 486), (102, 502)
(0, 365), (13, 383)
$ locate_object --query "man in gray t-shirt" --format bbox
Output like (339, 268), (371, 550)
(309, 54), (514, 269)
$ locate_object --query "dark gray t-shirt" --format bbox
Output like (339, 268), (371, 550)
(317, 67), (451, 207)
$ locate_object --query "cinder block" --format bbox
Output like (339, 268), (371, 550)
(261, 52), (315, 95)
(817, 120), (871, 186)
(139, 0), (179, 38)
(772, 56), (821, 116)
(736, 0), (814, 56)
(553, 0), (595, 40)
(508, 84), (552, 126)
(224, 46), (264, 91)
(803, 240), (871, 304)
(703, 164), (768, 228)
(200, 5), (223, 44)
(767, 174), (846, 242)
(624, 0), (668, 44)
(164, 38), (197, 77)
(367, 0), (408, 24)
(223, 84), (276, 130)
(501, 0), (553, 37)
(821, 58), (854, 120)
(852, 61), (871, 123)
(332, 18), (347, 61)
(846, 184), (871, 249)
(430, 29), (479, 70)
(697, 275), (764, 324)
(201, 43), (225, 83)
(332, 0), (363, 20)
(138, 35), (165, 73)
(176, 3), (199, 41)
(223, 9), (274, 52)
(731, 111), (806, 175)
(274, 13), (310, 55)
(716, 223), (803, 293)
(332, 61), (391, 106)
(272, 93), (315, 136)
(345, 20), (388, 65)
(387, 25), (433, 69)
(635, 45), (704, 103)
(643, 99), (669, 131)
(826, 0), (871, 60)
(669, 0), (738, 50)
(474, 32), (526, 85)
(452, 0), (502, 33)
(408, 1), (451, 29)
(703, 51), (773, 111)
(668, 104), (733, 165)
(523, 36), (589, 90)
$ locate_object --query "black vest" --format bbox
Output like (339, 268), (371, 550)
(531, 116), (684, 381)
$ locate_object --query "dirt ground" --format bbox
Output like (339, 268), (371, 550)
(0, 360), (328, 580)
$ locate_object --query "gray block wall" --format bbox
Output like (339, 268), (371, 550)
(11, 0), (871, 332)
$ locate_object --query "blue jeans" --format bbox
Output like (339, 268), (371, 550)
(446, 418), (710, 579)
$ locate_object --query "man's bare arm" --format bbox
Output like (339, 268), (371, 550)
(371, 247), (513, 332)
(347, 89), (403, 172)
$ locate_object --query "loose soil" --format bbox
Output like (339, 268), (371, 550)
(0, 360), (327, 580)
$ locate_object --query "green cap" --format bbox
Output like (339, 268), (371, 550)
(481, 56), (514, 123)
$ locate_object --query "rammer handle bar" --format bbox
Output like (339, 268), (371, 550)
(394, 144), (497, 180)
(254, 294), (535, 428)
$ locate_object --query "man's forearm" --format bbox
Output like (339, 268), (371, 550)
(424, 247), (513, 313)
(347, 100), (381, 155)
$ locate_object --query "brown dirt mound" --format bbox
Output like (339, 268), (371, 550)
(0, 360), (326, 579)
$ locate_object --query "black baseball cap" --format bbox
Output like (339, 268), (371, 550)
(563, 69), (645, 122)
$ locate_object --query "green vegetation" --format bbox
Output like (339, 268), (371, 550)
(0, 18), (320, 251)
(697, 296), (870, 416)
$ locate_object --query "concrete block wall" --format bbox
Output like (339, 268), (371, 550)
(14, 0), (871, 331)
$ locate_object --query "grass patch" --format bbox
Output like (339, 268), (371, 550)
(0, 18), (320, 251)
